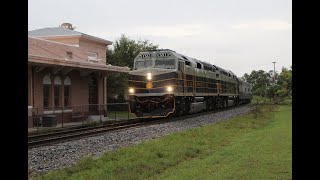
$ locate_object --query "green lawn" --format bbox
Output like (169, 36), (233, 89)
(33, 105), (292, 180)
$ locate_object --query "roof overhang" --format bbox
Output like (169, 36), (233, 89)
(30, 34), (112, 46)
(81, 34), (113, 45)
(28, 55), (130, 73)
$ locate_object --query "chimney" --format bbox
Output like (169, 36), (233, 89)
(60, 23), (75, 30)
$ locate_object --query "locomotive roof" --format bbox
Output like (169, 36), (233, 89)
(228, 70), (236, 76)
(173, 52), (215, 67)
(213, 65), (225, 72)
(140, 49), (238, 77)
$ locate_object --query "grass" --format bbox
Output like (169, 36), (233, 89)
(32, 105), (292, 180)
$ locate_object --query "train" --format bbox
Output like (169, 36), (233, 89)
(128, 49), (252, 118)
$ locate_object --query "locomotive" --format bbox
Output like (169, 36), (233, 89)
(128, 49), (252, 118)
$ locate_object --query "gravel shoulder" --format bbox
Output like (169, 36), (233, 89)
(28, 106), (252, 176)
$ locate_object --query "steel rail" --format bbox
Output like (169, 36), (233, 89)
(28, 104), (250, 149)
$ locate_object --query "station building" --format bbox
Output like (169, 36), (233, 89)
(28, 23), (130, 128)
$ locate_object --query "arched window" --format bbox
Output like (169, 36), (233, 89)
(64, 76), (71, 107)
(54, 76), (62, 107)
(43, 74), (51, 108)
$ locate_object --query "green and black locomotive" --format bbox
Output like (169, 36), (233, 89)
(128, 49), (252, 118)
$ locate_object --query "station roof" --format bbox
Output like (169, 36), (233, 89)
(28, 37), (129, 73)
(28, 27), (112, 45)
(28, 54), (130, 73)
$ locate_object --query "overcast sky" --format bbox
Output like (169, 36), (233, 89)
(28, 0), (292, 77)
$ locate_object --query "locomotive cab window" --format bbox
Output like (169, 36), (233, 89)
(155, 59), (175, 69)
(135, 60), (153, 70)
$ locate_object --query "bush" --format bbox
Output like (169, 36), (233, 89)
(252, 95), (291, 105)
(276, 96), (292, 105)
(252, 96), (271, 104)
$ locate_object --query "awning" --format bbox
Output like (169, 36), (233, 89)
(28, 54), (130, 73)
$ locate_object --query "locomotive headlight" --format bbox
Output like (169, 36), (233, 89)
(147, 73), (152, 80)
(167, 86), (173, 92)
(129, 88), (134, 93)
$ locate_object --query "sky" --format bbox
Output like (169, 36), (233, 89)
(28, 0), (292, 77)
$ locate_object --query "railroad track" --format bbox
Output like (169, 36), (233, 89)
(28, 104), (250, 149)
(28, 118), (157, 149)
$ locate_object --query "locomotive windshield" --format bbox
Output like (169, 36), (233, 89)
(155, 59), (175, 69)
(134, 59), (176, 70)
(135, 60), (153, 69)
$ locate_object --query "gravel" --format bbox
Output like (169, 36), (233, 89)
(28, 105), (252, 176)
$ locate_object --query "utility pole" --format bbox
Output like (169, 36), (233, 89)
(272, 61), (277, 102)
(272, 61), (276, 83)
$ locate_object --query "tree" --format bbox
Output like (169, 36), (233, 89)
(276, 67), (292, 97)
(107, 34), (158, 69)
(242, 65), (292, 102)
(242, 70), (271, 96)
(107, 35), (159, 102)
